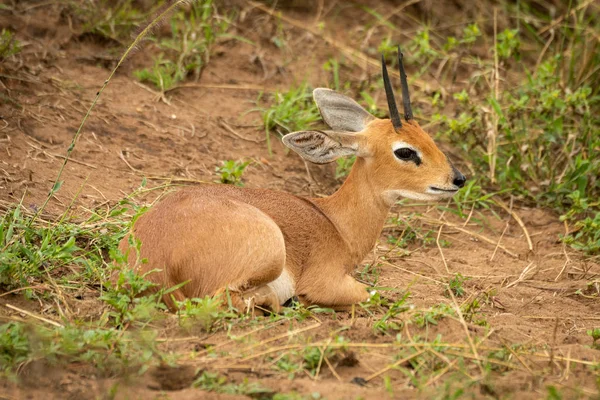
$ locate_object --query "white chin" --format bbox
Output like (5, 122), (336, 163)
(426, 187), (459, 199)
(384, 189), (458, 203)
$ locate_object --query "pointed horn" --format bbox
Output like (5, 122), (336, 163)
(397, 46), (413, 121)
(381, 54), (402, 130)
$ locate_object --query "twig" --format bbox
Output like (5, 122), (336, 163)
(119, 151), (140, 172)
(313, 338), (331, 380)
(168, 83), (278, 93)
(217, 322), (322, 364)
(490, 223), (509, 262)
(550, 317), (559, 372)
(380, 260), (445, 284)
(555, 221), (571, 281)
(488, 8), (499, 183)
(447, 289), (485, 376)
(416, 216), (519, 258)
(27, 141), (98, 169)
(506, 262), (537, 288)
(217, 117), (264, 143)
(538, 0), (597, 34)
(365, 349), (427, 382)
(0, 285), (49, 298)
(493, 198), (533, 252)
(436, 225), (450, 274)
(498, 337), (534, 374)
(324, 356), (342, 382)
(5, 303), (63, 328)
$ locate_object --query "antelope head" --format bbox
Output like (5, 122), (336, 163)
(283, 47), (466, 205)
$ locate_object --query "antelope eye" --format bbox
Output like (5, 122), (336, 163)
(394, 147), (416, 160)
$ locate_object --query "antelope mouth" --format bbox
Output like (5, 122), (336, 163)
(427, 186), (459, 195)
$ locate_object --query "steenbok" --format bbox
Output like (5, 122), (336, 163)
(119, 48), (466, 312)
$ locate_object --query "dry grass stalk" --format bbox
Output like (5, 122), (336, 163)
(488, 8), (499, 183)
(493, 198), (533, 252)
(5, 303), (63, 328)
(447, 288), (485, 376)
(365, 349), (427, 382)
(416, 216), (519, 258)
(436, 224), (450, 274)
(506, 262), (537, 288)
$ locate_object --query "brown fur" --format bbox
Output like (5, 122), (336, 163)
(119, 117), (460, 311)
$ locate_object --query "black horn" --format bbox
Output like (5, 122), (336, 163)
(397, 47), (413, 121)
(381, 54), (402, 130)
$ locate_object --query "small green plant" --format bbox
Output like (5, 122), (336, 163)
(453, 89), (470, 105)
(0, 322), (30, 375)
(412, 303), (455, 328)
(274, 354), (304, 379)
(254, 83), (321, 154)
(0, 206), (80, 290)
(546, 386), (563, 400)
(0, 29), (20, 59)
(0, 321), (161, 378)
(587, 328), (600, 349)
(100, 268), (167, 327)
(193, 371), (273, 397)
(133, 57), (183, 92)
(323, 58), (341, 91)
(435, 112), (477, 137)
(560, 191), (600, 254)
(359, 91), (386, 118)
(135, 0), (232, 91)
(215, 160), (250, 186)
(176, 296), (236, 332)
(461, 23), (481, 45)
(378, 36), (397, 66)
(462, 296), (489, 327)
(302, 337), (349, 377)
(496, 29), (520, 60)
(302, 347), (323, 376)
(270, 18), (288, 49)
(70, 0), (147, 43)
(335, 156), (355, 179)
(358, 263), (380, 286)
(387, 215), (436, 248)
(410, 28), (438, 61)
(446, 273), (467, 297)
(372, 293), (411, 334)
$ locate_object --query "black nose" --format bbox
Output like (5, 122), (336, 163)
(453, 171), (466, 188)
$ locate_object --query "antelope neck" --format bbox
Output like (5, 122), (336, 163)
(313, 158), (391, 263)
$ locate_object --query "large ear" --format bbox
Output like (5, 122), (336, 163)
(313, 88), (376, 132)
(282, 130), (366, 164)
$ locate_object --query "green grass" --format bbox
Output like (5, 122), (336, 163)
(446, 273), (467, 298)
(397, 4), (600, 254)
(134, 0), (234, 92)
(0, 321), (162, 379)
(215, 159), (250, 186)
(253, 83), (322, 154)
(335, 156), (355, 179)
(68, 0), (150, 44)
(0, 29), (20, 59)
(588, 328), (600, 350)
(0, 200), (130, 297)
(193, 371), (274, 398)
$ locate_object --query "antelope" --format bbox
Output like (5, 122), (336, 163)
(119, 48), (466, 312)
